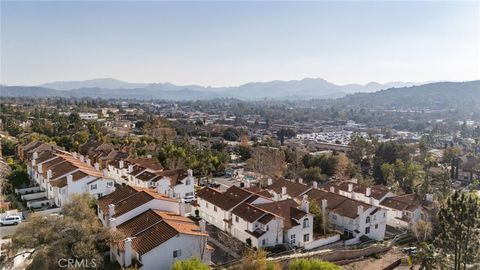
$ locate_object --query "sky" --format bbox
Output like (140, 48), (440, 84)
(1, 1), (479, 87)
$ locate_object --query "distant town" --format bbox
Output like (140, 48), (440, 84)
(0, 88), (479, 269)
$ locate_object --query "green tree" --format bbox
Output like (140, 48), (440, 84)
(171, 257), (209, 270)
(9, 194), (117, 270)
(288, 258), (340, 270)
(7, 166), (29, 188)
(435, 191), (480, 270)
(309, 199), (327, 235)
(1, 138), (16, 156)
(414, 242), (444, 270)
(301, 167), (326, 183)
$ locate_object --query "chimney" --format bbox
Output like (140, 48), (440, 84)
(187, 169), (193, 177)
(312, 181), (318, 189)
(147, 154), (152, 158)
(33, 151), (38, 159)
(267, 178), (273, 186)
(128, 164), (133, 173)
(38, 164), (43, 173)
(124, 238), (132, 267)
(366, 187), (372, 197)
(179, 202), (186, 216)
(302, 194), (309, 213)
(47, 169), (52, 180)
(73, 152), (78, 159)
(281, 186), (287, 196)
(108, 204), (115, 218)
(103, 169), (108, 177)
(199, 219), (206, 232)
(357, 205), (364, 216)
(94, 162), (100, 171)
(67, 174), (73, 186)
(86, 158), (91, 166)
(119, 160), (124, 169)
(109, 218), (117, 230)
(329, 186), (335, 193)
(321, 199), (327, 212)
(348, 183), (353, 192)
(244, 181), (250, 188)
(298, 178), (303, 184)
(80, 155), (85, 162)
(32, 159), (36, 167)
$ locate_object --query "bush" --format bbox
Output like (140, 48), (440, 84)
(288, 259), (340, 270)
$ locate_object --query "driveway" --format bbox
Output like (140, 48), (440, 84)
(210, 177), (241, 191)
(0, 223), (20, 238)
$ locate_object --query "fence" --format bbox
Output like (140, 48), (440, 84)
(304, 234), (341, 250)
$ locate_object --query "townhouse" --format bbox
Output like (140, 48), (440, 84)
(196, 185), (313, 248)
(97, 186), (211, 270)
(27, 149), (115, 207)
(324, 181), (432, 229)
(328, 182), (395, 206)
(263, 178), (388, 243)
(306, 187), (387, 242)
(106, 158), (195, 200)
(380, 194), (433, 229)
(265, 178), (312, 200)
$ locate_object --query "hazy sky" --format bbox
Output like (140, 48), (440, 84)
(1, 1), (479, 87)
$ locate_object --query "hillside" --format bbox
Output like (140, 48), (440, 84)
(336, 81), (480, 110)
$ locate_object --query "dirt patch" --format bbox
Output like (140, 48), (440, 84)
(341, 247), (413, 270)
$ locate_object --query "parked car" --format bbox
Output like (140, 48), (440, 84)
(182, 195), (195, 203)
(0, 215), (22, 226)
(208, 183), (221, 189)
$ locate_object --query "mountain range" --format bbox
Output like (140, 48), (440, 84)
(1, 78), (420, 100)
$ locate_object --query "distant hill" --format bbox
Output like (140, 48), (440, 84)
(40, 78), (149, 90)
(336, 81), (480, 109)
(2, 79), (475, 105)
(30, 77), (419, 98)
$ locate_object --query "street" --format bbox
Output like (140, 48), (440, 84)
(0, 224), (20, 238)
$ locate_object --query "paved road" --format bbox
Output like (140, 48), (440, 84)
(0, 223), (20, 238)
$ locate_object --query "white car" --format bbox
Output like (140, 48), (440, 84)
(0, 215), (22, 226)
(182, 195), (195, 203)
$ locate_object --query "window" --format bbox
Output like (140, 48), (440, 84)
(186, 179), (191, 185)
(173, 249), (181, 258)
(366, 216), (371, 223)
(90, 184), (97, 190)
(107, 182), (113, 187)
(383, 212), (386, 218)
(332, 215), (337, 220)
(262, 239), (267, 246)
(303, 234), (310, 242)
(375, 224), (378, 229)
(303, 218), (309, 228)
(290, 234), (296, 244)
(205, 202), (209, 208)
(214, 206), (217, 212)
(235, 216), (239, 223)
(365, 227), (370, 234)
(266, 225), (269, 231)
